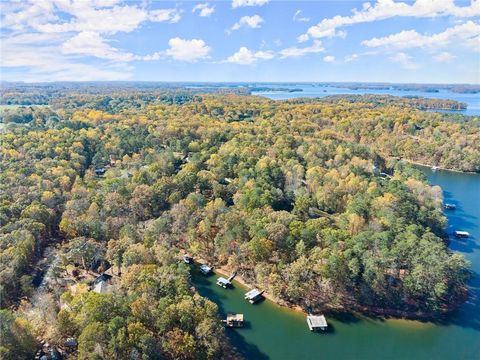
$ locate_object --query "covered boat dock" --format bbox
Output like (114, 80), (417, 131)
(307, 315), (328, 331)
(244, 289), (264, 304)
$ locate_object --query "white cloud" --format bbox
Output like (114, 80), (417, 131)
(61, 31), (135, 61)
(323, 55), (335, 62)
(389, 52), (418, 69)
(279, 40), (324, 58)
(0, 0), (187, 81)
(0, 39), (132, 81)
(165, 37), (211, 62)
(231, 15), (264, 31)
(344, 53), (359, 62)
(225, 47), (274, 65)
(299, 0), (480, 42)
(433, 51), (457, 62)
(149, 8), (182, 23)
(192, 3), (215, 17)
(293, 10), (310, 22)
(232, 0), (269, 8)
(1, 1), (182, 35)
(362, 21), (480, 50)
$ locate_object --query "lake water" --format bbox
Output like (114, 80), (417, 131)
(192, 167), (480, 359)
(252, 84), (480, 116)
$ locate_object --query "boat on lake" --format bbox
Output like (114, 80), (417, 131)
(444, 203), (456, 210)
(454, 230), (470, 238)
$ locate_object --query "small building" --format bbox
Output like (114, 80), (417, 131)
(444, 203), (456, 210)
(93, 273), (112, 285)
(95, 168), (106, 177)
(92, 273), (113, 294)
(454, 231), (470, 238)
(223, 313), (244, 328)
(244, 289), (264, 304)
(216, 277), (232, 288)
(183, 255), (193, 264)
(64, 338), (78, 348)
(307, 314), (328, 331)
(199, 264), (212, 275)
(93, 280), (111, 294)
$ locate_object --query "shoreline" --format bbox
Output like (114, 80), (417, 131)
(194, 259), (451, 321)
(400, 159), (478, 174)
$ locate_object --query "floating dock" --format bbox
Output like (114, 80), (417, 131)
(307, 315), (328, 331)
(216, 277), (231, 288)
(244, 288), (264, 304)
(223, 313), (244, 327)
(216, 272), (236, 288)
(199, 264), (212, 275)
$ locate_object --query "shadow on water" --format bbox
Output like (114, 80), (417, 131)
(449, 237), (480, 254)
(326, 311), (361, 324)
(192, 268), (270, 360)
(226, 330), (270, 360)
(442, 273), (480, 331)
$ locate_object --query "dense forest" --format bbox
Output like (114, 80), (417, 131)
(0, 89), (478, 359)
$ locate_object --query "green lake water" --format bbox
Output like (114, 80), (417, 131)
(192, 167), (480, 360)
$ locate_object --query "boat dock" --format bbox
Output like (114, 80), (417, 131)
(222, 313), (244, 327)
(307, 315), (328, 331)
(200, 264), (212, 275)
(245, 289), (264, 304)
(216, 272), (236, 288)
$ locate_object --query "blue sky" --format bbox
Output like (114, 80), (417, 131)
(1, 0), (479, 83)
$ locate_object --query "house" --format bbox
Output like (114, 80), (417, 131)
(199, 264), (212, 275)
(307, 314), (328, 331)
(183, 255), (193, 264)
(94, 168), (106, 177)
(244, 289), (264, 304)
(92, 273), (113, 294)
(64, 338), (78, 348)
(93, 280), (111, 294)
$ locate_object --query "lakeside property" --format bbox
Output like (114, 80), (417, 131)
(192, 167), (480, 360)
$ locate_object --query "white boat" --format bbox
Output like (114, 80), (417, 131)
(454, 231), (470, 238)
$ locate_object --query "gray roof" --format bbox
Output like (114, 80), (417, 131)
(245, 289), (262, 299)
(307, 315), (328, 328)
(217, 277), (231, 285)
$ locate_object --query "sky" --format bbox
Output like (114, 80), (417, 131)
(0, 0), (479, 84)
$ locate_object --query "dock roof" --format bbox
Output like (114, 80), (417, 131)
(307, 315), (328, 328)
(217, 277), (231, 285)
(227, 313), (244, 322)
(245, 289), (262, 299)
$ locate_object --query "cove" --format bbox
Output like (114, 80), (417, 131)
(192, 167), (480, 360)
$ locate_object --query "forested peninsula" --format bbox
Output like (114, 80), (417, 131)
(1, 90), (478, 359)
